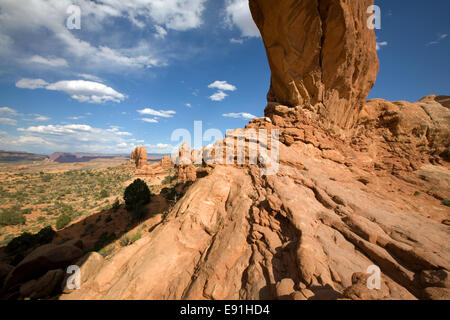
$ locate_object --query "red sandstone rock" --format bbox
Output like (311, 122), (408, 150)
(250, 0), (379, 130)
(130, 147), (148, 169)
(58, 1), (449, 301)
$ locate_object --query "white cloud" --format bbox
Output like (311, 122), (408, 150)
(46, 80), (125, 103)
(208, 81), (236, 102)
(27, 55), (68, 67)
(137, 108), (176, 118)
(208, 80), (237, 91)
(376, 41), (388, 51)
(223, 112), (255, 120)
(16, 78), (126, 104)
(224, 0), (260, 38)
(145, 143), (177, 154)
(141, 118), (159, 123)
(106, 126), (131, 136)
(0, 0), (207, 73)
(209, 91), (228, 102)
(427, 33), (448, 46)
(76, 74), (104, 82)
(33, 115), (51, 122)
(8, 123), (135, 153)
(185, 103), (192, 108)
(155, 25), (168, 39)
(67, 116), (84, 120)
(16, 78), (49, 89)
(230, 38), (244, 44)
(0, 107), (18, 116)
(0, 117), (17, 126)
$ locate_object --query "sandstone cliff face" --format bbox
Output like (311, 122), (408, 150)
(250, 0), (379, 130)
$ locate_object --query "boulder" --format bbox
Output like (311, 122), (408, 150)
(275, 278), (295, 299)
(343, 272), (390, 300)
(3, 243), (83, 290)
(0, 262), (13, 288)
(61, 252), (104, 294)
(19, 269), (65, 299)
(420, 269), (450, 288)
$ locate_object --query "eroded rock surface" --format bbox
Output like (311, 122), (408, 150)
(130, 147), (149, 169)
(249, 0), (379, 130)
(61, 105), (449, 299)
(54, 1), (450, 301)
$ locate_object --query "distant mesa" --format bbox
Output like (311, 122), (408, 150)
(48, 152), (126, 163)
(0, 150), (46, 163)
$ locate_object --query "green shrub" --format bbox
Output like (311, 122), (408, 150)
(41, 174), (52, 182)
(130, 231), (142, 243)
(413, 191), (421, 196)
(443, 199), (450, 207)
(0, 208), (26, 226)
(35, 226), (56, 244)
(98, 244), (115, 258)
(5, 232), (34, 254)
(94, 232), (116, 252)
(119, 235), (131, 247)
(123, 179), (151, 212)
(56, 214), (72, 230)
(5, 226), (56, 254)
(99, 189), (109, 199)
(161, 187), (178, 201)
(111, 198), (120, 212)
(132, 201), (147, 221)
(21, 208), (32, 215)
(161, 175), (173, 186)
(119, 231), (142, 247)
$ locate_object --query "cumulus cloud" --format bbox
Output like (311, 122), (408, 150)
(224, 0), (260, 38)
(185, 103), (192, 108)
(208, 80), (237, 91)
(137, 108), (176, 118)
(5, 123), (135, 153)
(27, 55), (68, 67)
(0, 0), (207, 73)
(208, 81), (236, 102)
(0, 107), (18, 116)
(223, 112), (255, 120)
(16, 78), (126, 104)
(46, 80), (125, 103)
(16, 78), (49, 89)
(141, 118), (159, 123)
(209, 91), (228, 102)
(0, 117), (17, 126)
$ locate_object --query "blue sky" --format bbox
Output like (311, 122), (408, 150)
(0, 0), (448, 155)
